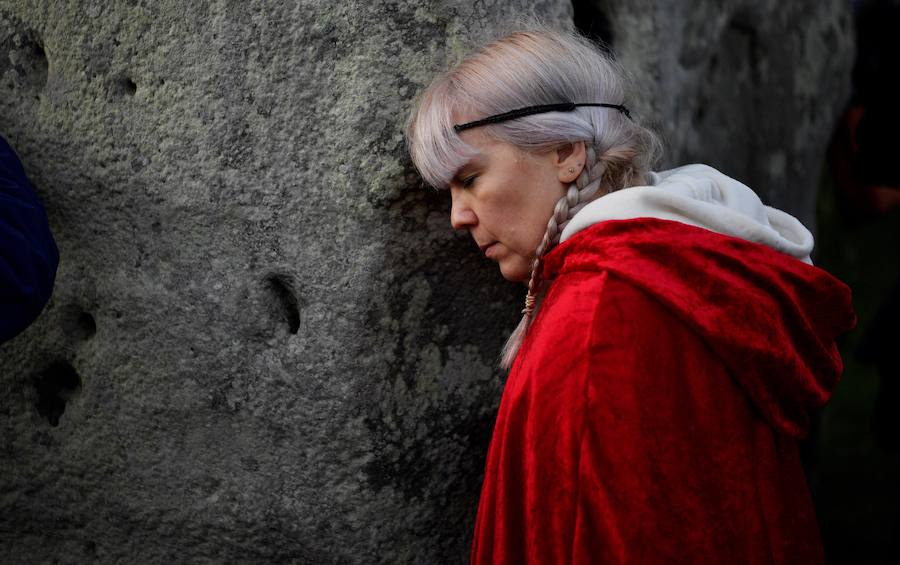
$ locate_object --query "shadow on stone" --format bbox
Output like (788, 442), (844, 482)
(572, 0), (614, 49)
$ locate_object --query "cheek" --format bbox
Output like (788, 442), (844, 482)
(522, 168), (564, 243)
(516, 200), (555, 251)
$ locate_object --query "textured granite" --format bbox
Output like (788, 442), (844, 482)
(596, 0), (855, 231)
(0, 0), (852, 563)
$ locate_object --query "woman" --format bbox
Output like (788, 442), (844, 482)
(406, 28), (855, 564)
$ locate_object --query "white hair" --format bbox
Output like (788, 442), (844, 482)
(406, 27), (663, 368)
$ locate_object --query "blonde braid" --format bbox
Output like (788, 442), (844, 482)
(499, 145), (610, 369)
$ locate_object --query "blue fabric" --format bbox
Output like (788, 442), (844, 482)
(0, 135), (59, 343)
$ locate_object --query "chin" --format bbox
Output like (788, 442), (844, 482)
(499, 261), (530, 283)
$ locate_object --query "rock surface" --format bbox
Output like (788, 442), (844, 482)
(0, 1), (851, 563)
(590, 0), (855, 231)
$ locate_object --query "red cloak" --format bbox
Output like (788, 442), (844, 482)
(471, 218), (856, 564)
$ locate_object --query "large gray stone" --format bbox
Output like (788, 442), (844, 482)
(0, 1), (852, 563)
(0, 1), (571, 563)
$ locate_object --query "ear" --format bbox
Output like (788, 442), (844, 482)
(556, 142), (587, 184)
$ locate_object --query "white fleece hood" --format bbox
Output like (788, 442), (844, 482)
(559, 164), (815, 264)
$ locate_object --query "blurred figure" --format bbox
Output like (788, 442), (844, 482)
(831, 0), (900, 451)
(830, 0), (900, 221)
(0, 135), (59, 343)
(830, 0), (900, 443)
(828, 0), (900, 561)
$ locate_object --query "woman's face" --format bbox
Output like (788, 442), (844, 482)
(448, 130), (582, 282)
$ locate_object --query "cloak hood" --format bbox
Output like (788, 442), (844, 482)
(544, 165), (855, 438)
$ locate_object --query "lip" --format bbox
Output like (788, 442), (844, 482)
(480, 242), (498, 258)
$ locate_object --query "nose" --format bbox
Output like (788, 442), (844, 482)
(449, 189), (477, 230)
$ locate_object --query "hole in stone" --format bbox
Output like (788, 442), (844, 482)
(59, 305), (97, 341)
(265, 274), (301, 335)
(108, 75), (137, 98)
(4, 28), (49, 90)
(77, 312), (97, 339)
(33, 360), (82, 427)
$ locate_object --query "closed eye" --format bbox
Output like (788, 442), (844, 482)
(461, 174), (478, 188)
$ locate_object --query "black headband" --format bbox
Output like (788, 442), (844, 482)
(452, 102), (632, 132)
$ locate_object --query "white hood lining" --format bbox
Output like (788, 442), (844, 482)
(559, 164), (814, 264)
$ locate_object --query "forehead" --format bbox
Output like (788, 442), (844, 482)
(450, 132), (504, 173)
(452, 135), (548, 187)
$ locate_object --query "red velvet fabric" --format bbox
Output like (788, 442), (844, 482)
(471, 218), (856, 565)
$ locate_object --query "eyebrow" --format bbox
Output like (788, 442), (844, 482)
(452, 166), (474, 183)
(452, 156), (484, 183)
